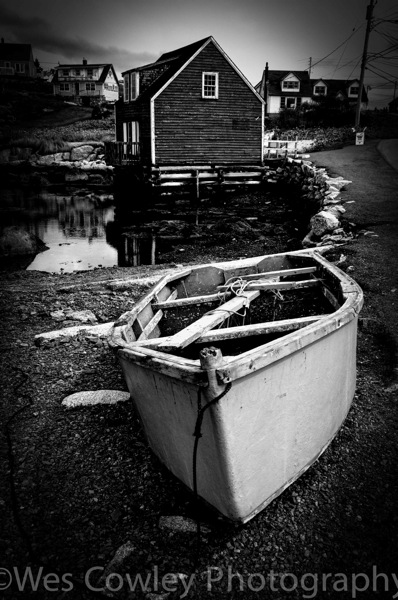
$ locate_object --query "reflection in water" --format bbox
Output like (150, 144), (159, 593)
(0, 188), (118, 273)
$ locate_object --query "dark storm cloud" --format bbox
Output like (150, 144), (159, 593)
(0, 5), (157, 71)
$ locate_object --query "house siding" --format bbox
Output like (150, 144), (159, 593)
(153, 42), (263, 165)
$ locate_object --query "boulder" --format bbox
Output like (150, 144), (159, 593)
(0, 226), (48, 257)
(70, 145), (95, 161)
(310, 211), (340, 237)
(62, 390), (131, 409)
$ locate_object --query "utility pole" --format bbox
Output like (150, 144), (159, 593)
(355, 0), (375, 129)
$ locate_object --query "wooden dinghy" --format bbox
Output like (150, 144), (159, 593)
(109, 249), (363, 523)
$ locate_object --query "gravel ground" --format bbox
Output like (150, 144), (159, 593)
(1, 140), (398, 600)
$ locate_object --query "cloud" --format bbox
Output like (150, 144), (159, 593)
(0, 4), (157, 73)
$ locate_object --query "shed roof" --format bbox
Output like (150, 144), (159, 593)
(122, 36), (263, 103)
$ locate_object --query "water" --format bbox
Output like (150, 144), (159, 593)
(0, 187), (118, 273)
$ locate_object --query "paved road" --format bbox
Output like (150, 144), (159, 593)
(309, 138), (398, 378)
(377, 139), (398, 173)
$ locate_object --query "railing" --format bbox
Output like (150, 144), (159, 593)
(263, 139), (300, 159)
(104, 141), (141, 165)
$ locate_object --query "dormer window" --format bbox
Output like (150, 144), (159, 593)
(349, 85), (359, 97)
(314, 85), (326, 95)
(75, 69), (81, 76)
(282, 76), (299, 91)
(202, 72), (219, 99)
(62, 69), (69, 76)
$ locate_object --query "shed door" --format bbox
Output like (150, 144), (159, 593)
(123, 121), (140, 157)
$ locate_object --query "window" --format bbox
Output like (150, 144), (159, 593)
(60, 83), (70, 91)
(87, 69), (93, 76)
(314, 85), (326, 95)
(15, 63), (25, 73)
(62, 69), (69, 76)
(124, 73), (130, 101)
(202, 72), (218, 99)
(75, 69), (81, 76)
(123, 121), (140, 156)
(86, 83), (95, 91)
(130, 72), (139, 100)
(282, 79), (299, 91)
(281, 97), (298, 110)
(349, 86), (359, 96)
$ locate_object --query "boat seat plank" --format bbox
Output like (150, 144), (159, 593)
(152, 291), (231, 310)
(193, 315), (327, 343)
(156, 290), (260, 351)
(224, 266), (318, 283)
(137, 310), (163, 341)
(217, 279), (320, 292)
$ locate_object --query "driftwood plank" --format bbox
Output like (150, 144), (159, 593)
(156, 290), (260, 351)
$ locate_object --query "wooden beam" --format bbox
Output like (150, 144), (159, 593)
(137, 310), (163, 341)
(156, 290), (260, 351)
(193, 315), (326, 343)
(223, 266), (318, 283)
(217, 279), (320, 292)
(152, 291), (230, 310)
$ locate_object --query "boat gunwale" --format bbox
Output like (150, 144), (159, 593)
(110, 249), (364, 384)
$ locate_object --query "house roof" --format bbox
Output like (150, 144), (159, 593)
(122, 36), (263, 103)
(311, 79), (368, 102)
(265, 70), (313, 97)
(0, 42), (33, 62)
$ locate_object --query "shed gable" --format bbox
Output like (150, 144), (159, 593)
(152, 40), (263, 165)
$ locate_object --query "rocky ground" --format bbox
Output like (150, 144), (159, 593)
(1, 118), (398, 599)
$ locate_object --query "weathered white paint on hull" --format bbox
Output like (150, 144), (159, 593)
(119, 317), (358, 522)
(111, 250), (363, 522)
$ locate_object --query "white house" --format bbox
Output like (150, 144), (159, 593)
(53, 59), (119, 105)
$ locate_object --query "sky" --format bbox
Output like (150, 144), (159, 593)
(1, 0), (397, 109)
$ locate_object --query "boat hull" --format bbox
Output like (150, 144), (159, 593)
(112, 250), (363, 522)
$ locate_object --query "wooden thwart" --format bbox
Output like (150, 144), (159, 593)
(152, 291), (230, 310)
(217, 279), (320, 292)
(156, 290), (260, 351)
(194, 315), (326, 343)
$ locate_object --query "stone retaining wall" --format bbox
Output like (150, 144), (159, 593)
(0, 141), (114, 185)
(272, 156), (353, 247)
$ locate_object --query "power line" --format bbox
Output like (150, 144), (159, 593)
(310, 25), (364, 70)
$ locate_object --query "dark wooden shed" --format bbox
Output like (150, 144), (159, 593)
(110, 36), (264, 167)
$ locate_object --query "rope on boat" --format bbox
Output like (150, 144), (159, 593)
(192, 381), (232, 554)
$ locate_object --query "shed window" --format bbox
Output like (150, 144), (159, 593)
(202, 72), (218, 99)
(130, 72), (139, 100)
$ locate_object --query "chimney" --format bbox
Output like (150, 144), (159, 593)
(264, 62), (269, 82)
(82, 58), (87, 65)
